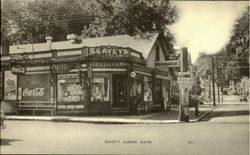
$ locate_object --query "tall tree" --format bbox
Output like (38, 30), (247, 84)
(1, 0), (92, 44)
(1, 0), (178, 49)
(222, 6), (249, 78)
(81, 0), (178, 39)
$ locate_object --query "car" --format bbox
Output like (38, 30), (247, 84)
(240, 95), (248, 102)
(1, 108), (6, 129)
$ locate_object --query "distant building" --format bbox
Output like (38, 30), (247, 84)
(237, 76), (249, 95)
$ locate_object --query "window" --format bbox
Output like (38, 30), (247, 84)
(143, 77), (152, 102)
(91, 75), (109, 101)
(4, 71), (17, 100)
(131, 78), (142, 97)
(57, 74), (86, 102)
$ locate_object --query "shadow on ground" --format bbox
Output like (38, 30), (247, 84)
(200, 110), (249, 121)
(0, 138), (22, 146)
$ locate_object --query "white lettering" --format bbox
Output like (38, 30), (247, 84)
(123, 49), (129, 55)
(106, 48), (112, 54)
(23, 88), (45, 97)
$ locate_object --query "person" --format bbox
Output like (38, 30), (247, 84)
(195, 96), (200, 116)
(136, 88), (143, 115)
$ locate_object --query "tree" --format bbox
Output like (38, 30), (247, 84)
(226, 6), (249, 58)
(222, 6), (249, 77)
(1, 0), (92, 44)
(194, 53), (213, 79)
(2, 0), (177, 44)
(81, 0), (178, 39)
(1, 0), (24, 53)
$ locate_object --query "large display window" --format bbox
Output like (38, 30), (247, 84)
(143, 77), (152, 102)
(162, 80), (170, 110)
(131, 78), (142, 98)
(131, 75), (143, 112)
(57, 74), (86, 103)
(91, 73), (109, 102)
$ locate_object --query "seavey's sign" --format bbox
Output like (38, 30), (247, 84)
(83, 46), (130, 57)
(23, 88), (45, 97)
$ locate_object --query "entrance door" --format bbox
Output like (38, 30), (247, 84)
(112, 74), (127, 108)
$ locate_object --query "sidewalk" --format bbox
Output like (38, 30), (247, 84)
(199, 101), (249, 122)
(5, 104), (215, 124)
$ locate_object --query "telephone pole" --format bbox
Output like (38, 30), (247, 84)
(212, 56), (216, 106)
(217, 67), (220, 103)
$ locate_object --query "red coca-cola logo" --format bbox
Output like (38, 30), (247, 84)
(23, 88), (45, 96)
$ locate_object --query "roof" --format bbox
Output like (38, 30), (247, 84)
(10, 33), (159, 59)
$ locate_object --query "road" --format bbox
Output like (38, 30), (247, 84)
(1, 102), (249, 155)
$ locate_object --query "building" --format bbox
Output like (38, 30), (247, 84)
(1, 33), (177, 115)
(239, 76), (249, 95)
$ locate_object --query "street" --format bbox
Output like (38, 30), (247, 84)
(1, 102), (249, 155)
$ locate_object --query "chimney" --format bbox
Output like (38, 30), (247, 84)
(46, 36), (53, 50)
(67, 34), (77, 43)
(180, 47), (188, 72)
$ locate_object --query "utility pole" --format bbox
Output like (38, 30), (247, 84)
(178, 47), (192, 122)
(217, 67), (220, 103)
(212, 56), (216, 106)
(221, 83), (223, 102)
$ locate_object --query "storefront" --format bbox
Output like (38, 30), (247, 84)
(1, 33), (173, 115)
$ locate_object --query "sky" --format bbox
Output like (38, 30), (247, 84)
(169, 1), (249, 63)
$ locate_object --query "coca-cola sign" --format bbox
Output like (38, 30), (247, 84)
(11, 66), (26, 74)
(23, 88), (45, 97)
(19, 74), (50, 101)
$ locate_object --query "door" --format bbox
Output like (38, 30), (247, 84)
(112, 74), (127, 108)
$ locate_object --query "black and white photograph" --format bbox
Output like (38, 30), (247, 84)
(0, 0), (249, 154)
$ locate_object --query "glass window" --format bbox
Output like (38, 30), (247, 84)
(131, 78), (142, 97)
(143, 77), (152, 101)
(91, 77), (109, 101)
(4, 71), (17, 100)
(57, 74), (86, 102)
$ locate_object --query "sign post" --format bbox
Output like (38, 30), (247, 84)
(177, 47), (194, 122)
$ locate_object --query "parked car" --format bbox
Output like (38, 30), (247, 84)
(1, 108), (6, 129)
(240, 95), (249, 102)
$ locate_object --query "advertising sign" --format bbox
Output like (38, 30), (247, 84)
(19, 74), (50, 101)
(82, 46), (130, 57)
(11, 66), (26, 74)
(177, 78), (195, 84)
(4, 71), (17, 100)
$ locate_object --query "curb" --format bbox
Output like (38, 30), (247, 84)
(4, 107), (216, 124)
(5, 116), (180, 124)
(196, 106), (216, 122)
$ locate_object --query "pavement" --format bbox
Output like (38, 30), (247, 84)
(4, 104), (216, 124)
